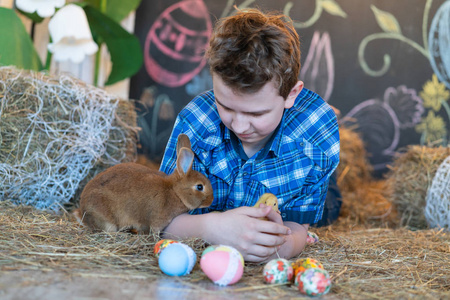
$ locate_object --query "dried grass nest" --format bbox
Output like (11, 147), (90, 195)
(0, 66), (139, 211)
(0, 201), (448, 299)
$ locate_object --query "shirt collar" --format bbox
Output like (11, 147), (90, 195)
(227, 112), (286, 161)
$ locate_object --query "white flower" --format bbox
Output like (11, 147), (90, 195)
(16, 0), (66, 18)
(47, 4), (98, 64)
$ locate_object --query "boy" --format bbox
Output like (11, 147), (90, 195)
(159, 8), (340, 262)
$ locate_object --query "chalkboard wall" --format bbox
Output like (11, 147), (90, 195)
(130, 0), (450, 177)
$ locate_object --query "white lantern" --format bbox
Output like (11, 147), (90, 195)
(15, 0), (65, 18)
(47, 4), (98, 64)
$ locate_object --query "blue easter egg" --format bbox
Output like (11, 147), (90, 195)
(158, 243), (196, 276)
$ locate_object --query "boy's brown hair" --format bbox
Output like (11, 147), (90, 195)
(206, 8), (301, 99)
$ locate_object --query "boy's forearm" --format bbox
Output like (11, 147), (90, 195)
(161, 213), (209, 240)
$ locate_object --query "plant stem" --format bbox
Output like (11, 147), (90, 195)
(45, 50), (52, 71)
(94, 47), (101, 86)
(93, 0), (107, 86)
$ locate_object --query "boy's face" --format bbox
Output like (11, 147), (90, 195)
(213, 74), (302, 155)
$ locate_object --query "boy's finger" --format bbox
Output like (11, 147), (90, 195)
(238, 205), (272, 218)
(258, 220), (291, 235)
(252, 232), (286, 247)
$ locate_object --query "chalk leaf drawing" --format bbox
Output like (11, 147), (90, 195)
(284, 0), (347, 29)
(359, 1), (430, 77)
(144, 0), (212, 88)
(300, 31), (334, 102)
(428, 0), (450, 89)
(343, 86), (424, 169)
(371, 5), (402, 34)
(415, 74), (450, 145)
(321, 0), (348, 18)
(360, 0), (450, 85)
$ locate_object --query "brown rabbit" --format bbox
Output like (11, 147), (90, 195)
(73, 134), (213, 234)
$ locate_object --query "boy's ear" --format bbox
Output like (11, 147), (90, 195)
(285, 81), (304, 109)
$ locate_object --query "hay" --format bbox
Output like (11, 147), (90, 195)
(0, 201), (448, 299)
(386, 145), (450, 229)
(337, 126), (373, 192)
(339, 180), (398, 228)
(337, 126), (398, 226)
(0, 66), (138, 211)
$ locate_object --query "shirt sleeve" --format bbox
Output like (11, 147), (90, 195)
(280, 104), (340, 225)
(281, 159), (335, 224)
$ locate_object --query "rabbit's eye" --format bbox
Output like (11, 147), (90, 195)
(196, 184), (204, 191)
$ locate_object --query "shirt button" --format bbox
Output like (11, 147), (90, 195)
(282, 213), (286, 218)
(299, 142), (304, 147)
(243, 172), (248, 176)
(230, 201), (234, 206)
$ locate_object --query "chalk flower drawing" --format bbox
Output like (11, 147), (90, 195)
(415, 111), (447, 144)
(15, 0), (65, 18)
(47, 4), (98, 63)
(415, 75), (450, 145)
(300, 31), (334, 102)
(386, 86), (424, 129)
(343, 85), (424, 169)
(420, 74), (450, 112)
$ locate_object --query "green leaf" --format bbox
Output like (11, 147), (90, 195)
(84, 0), (142, 22)
(83, 5), (143, 85)
(321, 0), (347, 18)
(371, 5), (402, 34)
(0, 8), (43, 70)
(16, 9), (45, 23)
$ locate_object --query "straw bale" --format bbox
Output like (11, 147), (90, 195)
(339, 179), (398, 227)
(0, 66), (139, 211)
(0, 201), (448, 299)
(337, 126), (398, 226)
(337, 126), (373, 192)
(385, 145), (450, 229)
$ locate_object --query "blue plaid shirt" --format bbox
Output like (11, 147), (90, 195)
(160, 88), (340, 225)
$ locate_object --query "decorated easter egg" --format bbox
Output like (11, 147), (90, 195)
(154, 239), (179, 257)
(200, 245), (244, 286)
(263, 258), (294, 284)
(158, 243), (196, 276)
(144, 0), (212, 87)
(294, 267), (331, 296)
(292, 258), (324, 277)
(306, 231), (320, 244)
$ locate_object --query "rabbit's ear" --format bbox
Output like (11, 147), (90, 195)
(176, 134), (192, 155)
(177, 147), (194, 175)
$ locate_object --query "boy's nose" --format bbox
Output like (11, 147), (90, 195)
(231, 114), (250, 134)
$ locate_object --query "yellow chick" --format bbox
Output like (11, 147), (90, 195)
(253, 193), (280, 220)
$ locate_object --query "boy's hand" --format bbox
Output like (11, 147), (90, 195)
(204, 206), (291, 262)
